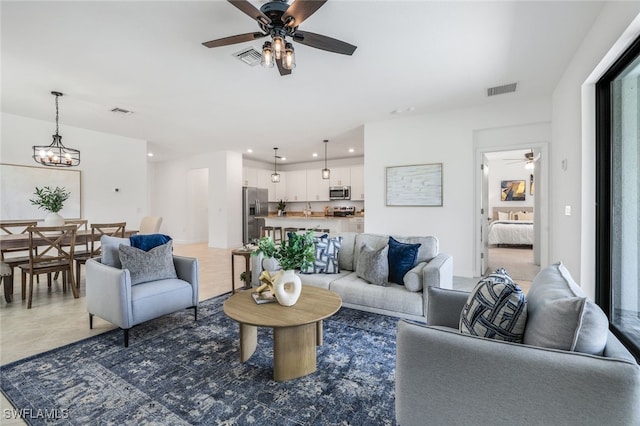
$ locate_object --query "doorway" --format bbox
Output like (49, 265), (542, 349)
(475, 142), (549, 282)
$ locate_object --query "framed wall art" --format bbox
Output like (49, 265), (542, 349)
(386, 163), (443, 206)
(501, 179), (526, 201)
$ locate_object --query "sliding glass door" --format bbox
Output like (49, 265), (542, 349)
(596, 35), (640, 360)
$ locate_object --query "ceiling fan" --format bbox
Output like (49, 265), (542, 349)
(504, 149), (540, 169)
(202, 0), (357, 76)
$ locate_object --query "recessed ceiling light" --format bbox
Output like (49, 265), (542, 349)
(391, 106), (415, 115)
(312, 153), (318, 157)
(348, 148), (355, 153)
(281, 157), (286, 161)
(147, 152), (154, 157)
(247, 148), (253, 153)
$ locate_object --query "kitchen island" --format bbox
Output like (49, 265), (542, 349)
(260, 214), (363, 234)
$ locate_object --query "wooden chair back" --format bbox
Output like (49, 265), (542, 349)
(26, 225), (77, 267)
(64, 219), (89, 252)
(0, 221), (39, 258)
(89, 222), (126, 256)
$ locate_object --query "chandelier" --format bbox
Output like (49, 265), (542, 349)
(32, 91), (80, 167)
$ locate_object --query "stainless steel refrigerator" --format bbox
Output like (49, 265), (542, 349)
(242, 186), (268, 244)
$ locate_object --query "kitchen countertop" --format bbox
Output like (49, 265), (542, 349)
(260, 214), (363, 220)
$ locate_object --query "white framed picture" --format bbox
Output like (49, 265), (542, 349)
(386, 163), (443, 206)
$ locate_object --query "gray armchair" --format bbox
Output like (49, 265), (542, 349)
(86, 255), (199, 347)
(395, 286), (640, 425)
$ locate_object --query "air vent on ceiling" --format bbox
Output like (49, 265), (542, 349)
(487, 82), (518, 97)
(233, 47), (262, 66)
(110, 107), (133, 115)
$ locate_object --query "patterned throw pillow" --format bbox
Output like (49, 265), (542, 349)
(301, 236), (343, 274)
(119, 241), (177, 285)
(387, 237), (421, 285)
(459, 268), (528, 343)
(355, 243), (389, 286)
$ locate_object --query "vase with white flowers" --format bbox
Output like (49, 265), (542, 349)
(29, 186), (70, 226)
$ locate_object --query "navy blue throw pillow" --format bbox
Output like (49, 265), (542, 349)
(129, 234), (172, 251)
(387, 237), (421, 285)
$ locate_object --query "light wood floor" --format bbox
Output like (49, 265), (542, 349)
(0, 242), (492, 424)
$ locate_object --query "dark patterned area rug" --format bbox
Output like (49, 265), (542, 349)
(1, 294), (399, 425)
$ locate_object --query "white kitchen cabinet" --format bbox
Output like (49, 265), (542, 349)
(242, 167), (258, 187)
(329, 167), (351, 187)
(257, 169), (287, 202)
(350, 165), (365, 200)
(349, 217), (364, 233)
(285, 170), (307, 202)
(306, 169), (330, 201)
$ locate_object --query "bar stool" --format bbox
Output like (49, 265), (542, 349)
(284, 227), (306, 241)
(261, 226), (283, 243)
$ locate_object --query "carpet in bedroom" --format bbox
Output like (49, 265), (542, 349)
(0, 294), (398, 425)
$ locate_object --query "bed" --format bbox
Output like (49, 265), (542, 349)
(488, 208), (534, 246)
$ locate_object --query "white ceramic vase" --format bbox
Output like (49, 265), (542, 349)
(43, 212), (64, 226)
(273, 269), (302, 307)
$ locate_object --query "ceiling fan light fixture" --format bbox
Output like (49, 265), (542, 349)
(272, 34), (285, 60)
(283, 43), (296, 70)
(261, 41), (274, 68)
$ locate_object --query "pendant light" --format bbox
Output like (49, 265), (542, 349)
(271, 147), (281, 183)
(322, 139), (330, 179)
(33, 91), (80, 167)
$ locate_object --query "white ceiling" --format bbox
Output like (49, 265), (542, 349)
(1, 1), (604, 165)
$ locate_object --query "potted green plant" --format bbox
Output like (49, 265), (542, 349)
(253, 231), (315, 306)
(277, 199), (286, 216)
(29, 186), (70, 226)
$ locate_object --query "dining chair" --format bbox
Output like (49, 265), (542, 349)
(52, 219), (88, 282)
(138, 216), (162, 235)
(0, 221), (40, 294)
(18, 225), (78, 309)
(74, 222), (126, 286)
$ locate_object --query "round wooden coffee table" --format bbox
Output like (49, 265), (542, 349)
(223, 285), (342, 381)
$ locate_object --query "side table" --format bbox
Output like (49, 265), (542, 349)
(231, 248), (254, 294)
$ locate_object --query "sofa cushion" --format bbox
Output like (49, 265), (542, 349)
(119, 241), (177, 285)
(388, 237), (420, 285)
(301, 236), (342, 274)
(100, 235), (130, 268)
(459, 268), (528, 343)
(403, 262), (426, 292)
(523, 262), (608, 355)
(337, 232), (357, 271)
(355, 243), (389, 286)
(129, 233), (172, 251)
(391, 235), (438, 264)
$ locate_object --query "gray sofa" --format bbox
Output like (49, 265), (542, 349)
(252, 232), (453, 321)
(395, 264), (640, 425)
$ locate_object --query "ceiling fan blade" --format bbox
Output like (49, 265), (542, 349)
(293, 31), (357, 55)
(228, 0), (271, 26)
(202, 32), (267, 48)
(282, 0), (327, 27)
(276, 57), (292, 76)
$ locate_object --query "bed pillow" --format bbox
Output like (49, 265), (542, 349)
(497, 211), (509, 221)
(387, 237), (420, 285)
(100, 235), (131, 268)
(119, 241), (177, 285)
(355, 243), (389, 286)
(459, 268), (528, 343)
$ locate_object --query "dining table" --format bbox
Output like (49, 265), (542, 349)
(0, 228), (138, 302)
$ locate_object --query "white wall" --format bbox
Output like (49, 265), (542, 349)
(364, 98), (550, 277)
(0, 113), (148, 227)
(551, 2), (640, 299)
(151, 151), (242, 247)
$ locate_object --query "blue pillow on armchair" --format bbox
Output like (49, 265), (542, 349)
(129, 234), (172, 251)
(388, 237), (421, 285)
